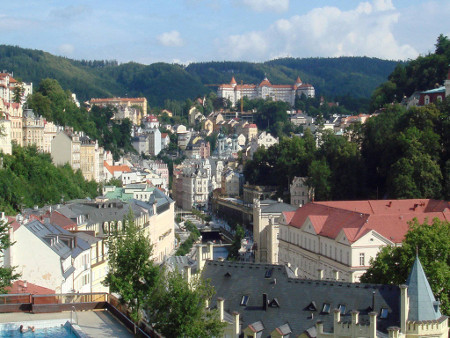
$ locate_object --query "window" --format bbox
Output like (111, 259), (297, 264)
(360, 253), (365, 266)
(338, 304), (346, 315)
(240, 295), (249, 306)
(321, 303), (331, 314)
(380, 308), (389, 319)
(425, 95), (430, 105)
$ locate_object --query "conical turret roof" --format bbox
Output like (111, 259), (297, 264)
(406, 255), (442, 321)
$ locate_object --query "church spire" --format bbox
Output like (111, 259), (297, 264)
(406, 255), (442, 321)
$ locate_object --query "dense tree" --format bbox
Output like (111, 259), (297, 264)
(147, 270), (226, 337)
(228, 225), (245, 260)
(0, 145), (98, 214)
(360, 218), (450, 316)
(370, 34), (450, 110)
(103, 209), (160, 323)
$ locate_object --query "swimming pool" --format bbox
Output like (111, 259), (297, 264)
(0, 319), (86, 337)
(0, 324), (76, 337)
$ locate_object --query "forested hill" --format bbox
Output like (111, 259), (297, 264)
(0, 45), (402, 106)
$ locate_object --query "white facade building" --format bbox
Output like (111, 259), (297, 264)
(218, 76), (315, 107)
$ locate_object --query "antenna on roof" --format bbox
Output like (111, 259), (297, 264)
(415, 245), (419, 257)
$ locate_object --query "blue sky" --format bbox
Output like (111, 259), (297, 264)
(1, 0), (449, 64)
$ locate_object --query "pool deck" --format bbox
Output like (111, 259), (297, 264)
(0, 310), (134, 337)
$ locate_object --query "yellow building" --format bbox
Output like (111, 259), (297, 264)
(80, 136), (104, 182)
(90, 97), (148, 124)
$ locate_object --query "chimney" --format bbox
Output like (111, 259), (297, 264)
(351, 310), (359, 325)
(400, 285), (408, 334)
(334, 308), (341, 324)
(369, 312), (377, 338)
(262, 293), (268, 311)
(232, 311), (240, 337)
(217, 297), (224, 321)
(23, 280), (27, 288)
(184, 265), (192, 285)
(318, 269), (324, 280)
(207, 241), (214, 260)
(333, 269), (340, 281)
(196, 244), (204, 270)
(372, 290), (376, 311)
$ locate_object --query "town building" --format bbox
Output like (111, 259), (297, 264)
(221, 169), (243, 197)
(277, 199), (450, 282)
(290, 176), (313, 207)
(132, 134), (150, 155)
(0, 116), (12, 154)
(148, 128), (162, 156)
(80, 136), (105, 183)
(90, 97), (147, 123)
(143, 114), (159, 129)
(51, 130), (81, 171)
(218, 76), (315, 107)
(253, 199), (297, 264)
(201, 255), (448, 338)
(12, 219), (92, 293)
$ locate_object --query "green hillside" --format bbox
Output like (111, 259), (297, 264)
(0, 45), (402, 106)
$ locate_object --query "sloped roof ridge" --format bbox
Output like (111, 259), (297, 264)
(312, 202), (370, 216)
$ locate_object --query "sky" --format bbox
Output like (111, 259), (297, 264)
(1, 0), (449, 65)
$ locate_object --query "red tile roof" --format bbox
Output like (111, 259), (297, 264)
(6, 216), (21, 232)
(50, 211), (77, 230)
(6, 280), (55, 295)
(284, 199), (450, 244)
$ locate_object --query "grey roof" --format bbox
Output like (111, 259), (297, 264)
(260, 199), (297, 214)
(406, 256), (442, 321)
(25, 220), (90, 260)
(202, 261), (400, 337)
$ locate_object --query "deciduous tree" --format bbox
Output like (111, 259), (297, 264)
(104, 209), (160, 323)
(147, 270), (226, 337)
(360, 218), (450, 316)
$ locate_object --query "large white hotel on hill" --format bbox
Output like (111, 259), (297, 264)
(217, 76), (315, 107)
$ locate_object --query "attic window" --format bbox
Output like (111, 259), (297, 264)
(269, 298), (280, 308)
(380, 308), (389, 319)
(305, 301), (317, 311)
(338, 304), (346, 315)
(240, 295), (249, 306)
(224, 272), (231, 278)
(265, 268), (274, 278)
(321, 303), (331, 314)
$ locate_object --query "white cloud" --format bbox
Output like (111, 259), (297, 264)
(157, 30), (184, 47)
(58, 43), (75, 55)
(219, 0), (418, 61)
(242, 0), (289, 13)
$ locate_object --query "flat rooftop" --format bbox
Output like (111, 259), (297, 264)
(0, 310), (133, 337)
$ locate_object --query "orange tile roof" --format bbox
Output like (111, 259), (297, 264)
(286, 199), (450, 244)
(103, 161), (132, 175)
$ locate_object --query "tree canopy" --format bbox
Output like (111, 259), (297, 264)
(0, 145), (98, 214)
(244, 99), (449, 201)
(103, 209), (160, 323)
(146, 270), (226, 337)
(360, 218), (450, 316)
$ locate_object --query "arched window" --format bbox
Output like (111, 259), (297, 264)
(424, 95), (430, 105)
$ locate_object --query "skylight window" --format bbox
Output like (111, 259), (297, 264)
(240, 295), (249, 306)
(380, 308), (389, 319)
(338, 304), (346, 315)
(265, 268), (273, 278)
(321, 303), (331, 314)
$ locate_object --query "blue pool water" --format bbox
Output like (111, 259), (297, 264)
(0, 325), (76, 337)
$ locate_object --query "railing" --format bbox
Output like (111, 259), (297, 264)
(71, 305), (78, 325)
